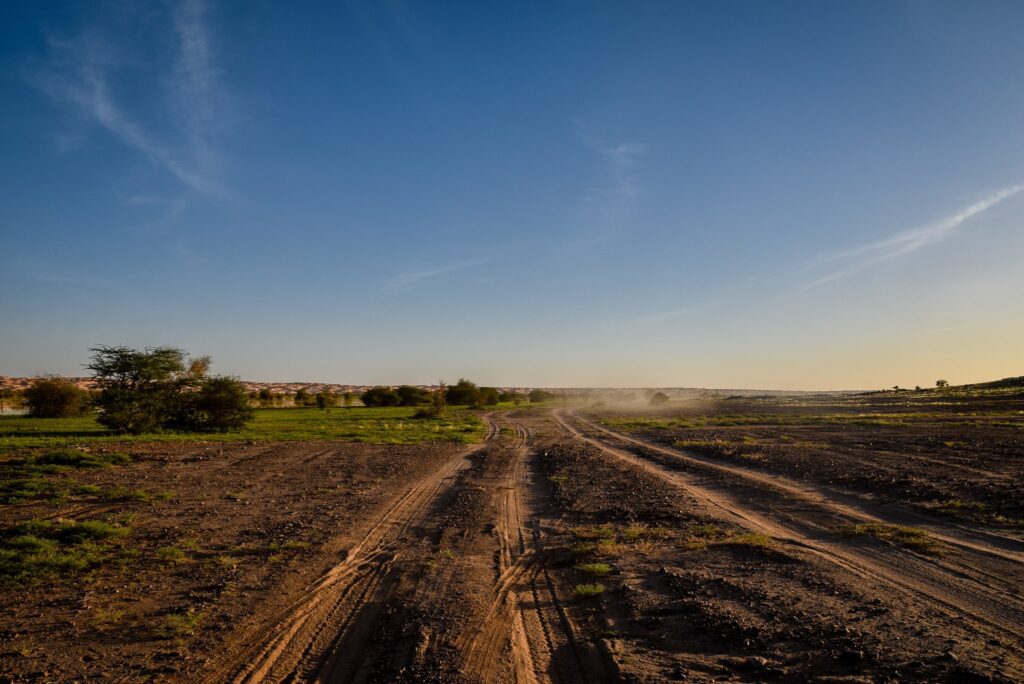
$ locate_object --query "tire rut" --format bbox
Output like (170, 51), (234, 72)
(554, 409), (1024, 662)
(459, 416), (610, 684)
(202, 430), (490, 684)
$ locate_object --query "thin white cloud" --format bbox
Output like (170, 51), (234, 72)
(564, 124), (646, 247)
(805, 184), (1024, 288)
(578, 128), (645, 205)
(172, 0), (219, 173)
(384, 258), (492, 292)
(28, 1), (225, 199)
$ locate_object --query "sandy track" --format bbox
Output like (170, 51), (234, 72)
(554, 409), (1024, 675)
(458, 416), (610, 684)
(576, 412), (1024, 561)
(202, 422), (497, 683)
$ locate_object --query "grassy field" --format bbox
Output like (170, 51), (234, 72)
(0, 407), (486, 449)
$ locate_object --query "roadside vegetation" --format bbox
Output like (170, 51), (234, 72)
(0, 517), (131, 585)
(0, 406), (484, 448)
(838, 523), (942, 554)
(0, 449), (134, 504)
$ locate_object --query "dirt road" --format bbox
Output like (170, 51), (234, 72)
(198, 413), (611, 683)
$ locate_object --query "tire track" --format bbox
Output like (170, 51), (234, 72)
(554, 409), (1024, 655)
(459, 416), (607, 684)
(202, 421), (497, 684)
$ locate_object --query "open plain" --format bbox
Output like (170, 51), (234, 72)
(1, 389), (1023, 682)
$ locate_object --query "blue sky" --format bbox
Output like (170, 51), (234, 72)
(2, 1), (1023, 389)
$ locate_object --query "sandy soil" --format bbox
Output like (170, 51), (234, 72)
(2, 403), (1022, 682)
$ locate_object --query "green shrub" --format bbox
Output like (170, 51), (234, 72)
(572, 583), (605, 599)
(22, 378), (91, 418)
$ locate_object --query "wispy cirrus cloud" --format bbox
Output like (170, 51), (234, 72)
(172, 0), (219, 175)
(27, 0), (226, 199)
(578, 129), (645, 206)
(805, 184), (1024, 288)
(584, 139), (645, 203)
(384, 257), (492, 292)
(570, 123), (645, 244)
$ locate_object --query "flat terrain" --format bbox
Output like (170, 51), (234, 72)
(2, 392), (1022, 682)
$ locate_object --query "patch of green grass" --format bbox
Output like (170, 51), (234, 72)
(13, 518), (129, 544)
(673, 439), (732, 449)
(0, 476), (58, 503)
(572, 583), (605, 599)
(33, 450), (131, 468)
(155, 609), (202, 639)
(937, 499), (987, 516)
(621, 524), (672, 541)
(155, 546), (189, 564)
(91, 607), (127, 630)
(212, 554), (238, 569)
(0, 407), (486, 448)
(0, 449), (134, 503)
(839, 523), (941, 553)
(570, 526), (616, 541)
(691, 523), (729, 539)
(0, 518), (130, 584)
(571, 538), (619, 558)
(722, 532), (772, 547)
(180, 537), (202, 551)
(575, 562), (612, 577)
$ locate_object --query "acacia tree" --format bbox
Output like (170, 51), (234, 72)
(88, 346), (190, 433)
(87, 346), (252, 434)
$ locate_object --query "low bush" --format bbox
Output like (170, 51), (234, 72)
(23, 378), (91, 418)
(572, 583), (605, 599)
